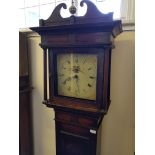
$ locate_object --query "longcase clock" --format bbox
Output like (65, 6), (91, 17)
(30, 0), (122, 155)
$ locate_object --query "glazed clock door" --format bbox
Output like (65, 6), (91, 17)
(48, 47), (106, 109)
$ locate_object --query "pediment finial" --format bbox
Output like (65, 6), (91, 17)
(69, 0), (77, 15)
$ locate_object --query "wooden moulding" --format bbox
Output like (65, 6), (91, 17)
(31, 0), (122, 38)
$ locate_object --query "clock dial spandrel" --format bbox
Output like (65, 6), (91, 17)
(57, 53), (97, 100)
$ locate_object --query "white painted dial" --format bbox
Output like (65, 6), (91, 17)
(57, 53), (97, 100)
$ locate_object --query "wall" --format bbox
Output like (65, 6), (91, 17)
(101, 31), (135, 155)
(27, 31), (135, 155)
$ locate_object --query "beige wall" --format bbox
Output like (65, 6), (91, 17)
(101, 32), (135, 155)
(27, 31), (135, 155)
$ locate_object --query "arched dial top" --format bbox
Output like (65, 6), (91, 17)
(39, 0), (113, 26)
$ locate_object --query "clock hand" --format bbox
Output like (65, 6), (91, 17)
(73, 75), (80, 93)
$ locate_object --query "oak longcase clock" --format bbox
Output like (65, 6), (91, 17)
(30, 0), (122, 155)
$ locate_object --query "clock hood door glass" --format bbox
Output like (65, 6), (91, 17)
(57, 53), (97, 100)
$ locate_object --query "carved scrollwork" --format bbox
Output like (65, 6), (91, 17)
(80, 0), (104, 18)
(39, 0), (113, 26)
(39, 3), (67, 26)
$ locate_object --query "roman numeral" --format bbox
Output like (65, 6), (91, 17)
(89, 76), (95, 79)
(68, 86), (71, 91)
(63, 77), (71, 85)
(88, 83), (92, 87)
(83, 59), (86, 64)
(59, 74), (64, 77)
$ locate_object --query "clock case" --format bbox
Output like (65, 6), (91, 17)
(30, 1), (122, 155)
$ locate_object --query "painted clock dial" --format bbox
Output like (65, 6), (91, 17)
(56, 53), (97, 100)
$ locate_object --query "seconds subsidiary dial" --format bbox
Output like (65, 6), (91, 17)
(57, 53), (97, 100)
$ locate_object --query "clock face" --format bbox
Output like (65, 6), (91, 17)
(56, 53), (97, 100)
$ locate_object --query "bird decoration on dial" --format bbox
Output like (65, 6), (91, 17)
(57, 53), (97, 100)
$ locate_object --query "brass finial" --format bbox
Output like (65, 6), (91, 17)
(69, 0), (77, 15)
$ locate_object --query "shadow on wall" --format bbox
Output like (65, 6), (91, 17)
(28, 36), (56, 155)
